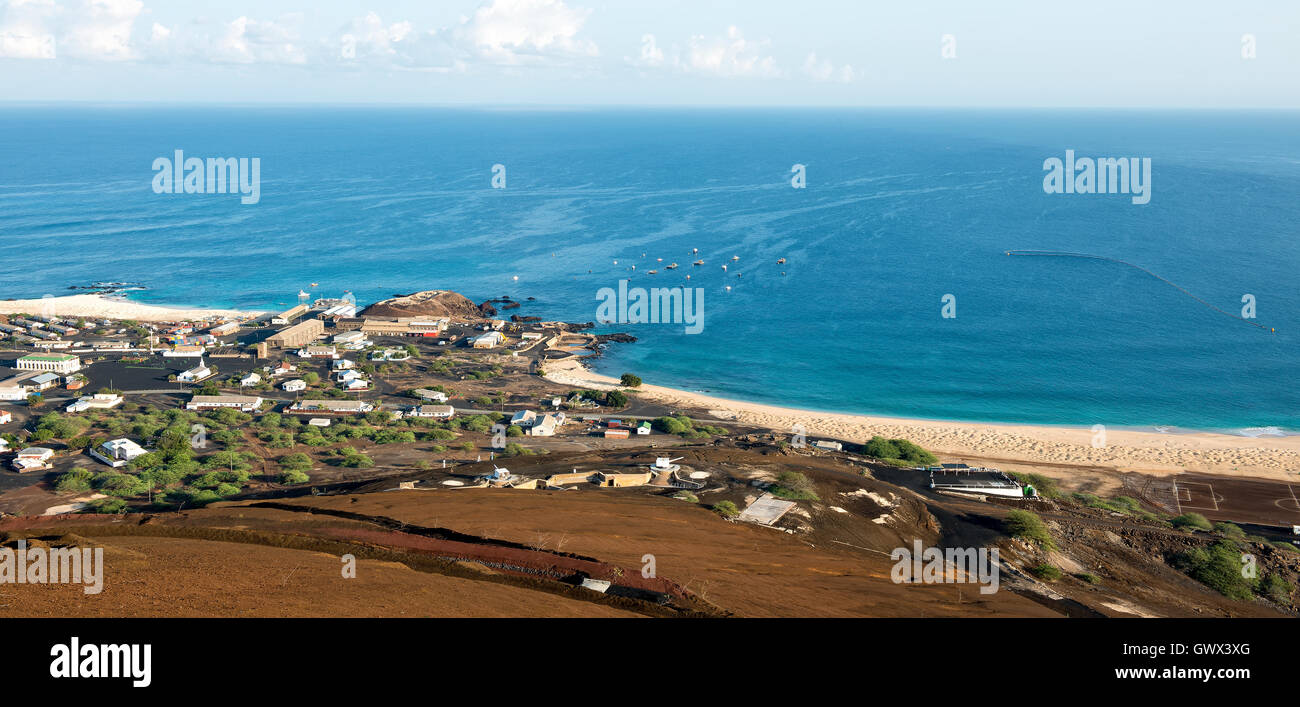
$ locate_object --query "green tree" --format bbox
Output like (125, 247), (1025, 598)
(712, 501), (740, 519)
(619, 373), (642, 388)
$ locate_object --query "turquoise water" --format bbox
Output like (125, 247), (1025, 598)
(0, 106), (1297, 431)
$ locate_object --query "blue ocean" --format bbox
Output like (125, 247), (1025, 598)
(1, 106), (1297, 432)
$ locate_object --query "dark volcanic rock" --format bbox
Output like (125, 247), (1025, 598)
(359, 290), (481, 319)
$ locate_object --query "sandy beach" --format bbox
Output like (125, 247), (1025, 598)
(543, 357), (1300, 482)
(0, 294), (262, 323)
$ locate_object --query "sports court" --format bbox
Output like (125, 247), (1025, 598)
(1170, 474), (1300, 528)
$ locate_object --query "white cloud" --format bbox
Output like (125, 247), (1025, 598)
(333, 11), (460, 71)
(330, 0), (597, 71)
(802, 51), (855, 83)
(0, 0), (59, 59)
(683, 26), (780, 78)
(62, 0), (141, 61)
(0, 0), (145, 61)
(145, 14), (308, 65)
(459, 0), (596, 64)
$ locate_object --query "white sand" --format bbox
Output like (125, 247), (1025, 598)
(543, 357), (1300, 481)
(0, 294), (262, 322)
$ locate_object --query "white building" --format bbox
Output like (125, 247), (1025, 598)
(297, 345), (338, 359)
(269, 361), (297, 376)
(91, 438), (149, 468)
(333, 330), (367, 346)
(177, 360), (213, 383)
(341, 378), (370, 391)
(65, 393), (124, 413)
(0, 410), (11, 424)
(28, 372), (60, 391)
(240, 372), (262, 387)
(510, 409), (537, 427)
(334, 369), (362, 383)
(186, 395), (263, 412)
(162, 345), (206, 357)
(332, 358), (355, 370)
(286, 399), (373, 415)
(408, 404), (454, 419)
(528, 414), (559, 437)
(413, 389), (448, 403)
(15, 353), (81, 374)
(283, 379), (307, 392)
(12, 447), (54, 472)
(469, 331), (505, 349)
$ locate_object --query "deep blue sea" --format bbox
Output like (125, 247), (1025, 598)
(0, 106), (1297, 432)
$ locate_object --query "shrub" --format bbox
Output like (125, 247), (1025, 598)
(1028, 563), (1062, 581)
(1171, 540), (1257, 600)
(85, 498), (127, 514)
(503, 442), (535, 457)
(279, 453), (313, 472)
(92, 472), (149, 498)
(604, 390), (628, 408)
(279, 469), (310, 485)
(653, 416), (689, 435)
(1004, 510), (1054, 550)
(1214, 522), (1246, 539)
(712, 501), (740, 518)
(1171, 513), (1214, 531)
(1260, 574), (1293, 606)
(620, 373), (642, 388)
(166, 487), (221, 508)
(54, 468), (95, 493)
(672, 491), (699, 503)
(861, 436), (938, 466)
(1008, 472), (1062, 500)
(339, 451), (374, 468)
(1074, 572), (1101, 585)
(768, 471), (819, 501)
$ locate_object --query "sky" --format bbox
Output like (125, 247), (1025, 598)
(0, 0), (1296, 107)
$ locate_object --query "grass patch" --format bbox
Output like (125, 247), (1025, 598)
(1004, 510), (1055, 550)
(1171, 512), (1214, 531)
(1028, 563), (1062, 581)
(1009, 472), (1061, 500)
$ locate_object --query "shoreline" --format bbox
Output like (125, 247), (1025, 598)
(7, 292), (1298, 481)
(0, 294), (264, 322)
(543, 356), (1300, 482)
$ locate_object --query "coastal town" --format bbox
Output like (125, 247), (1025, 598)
(0, 288), (1298, 619)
